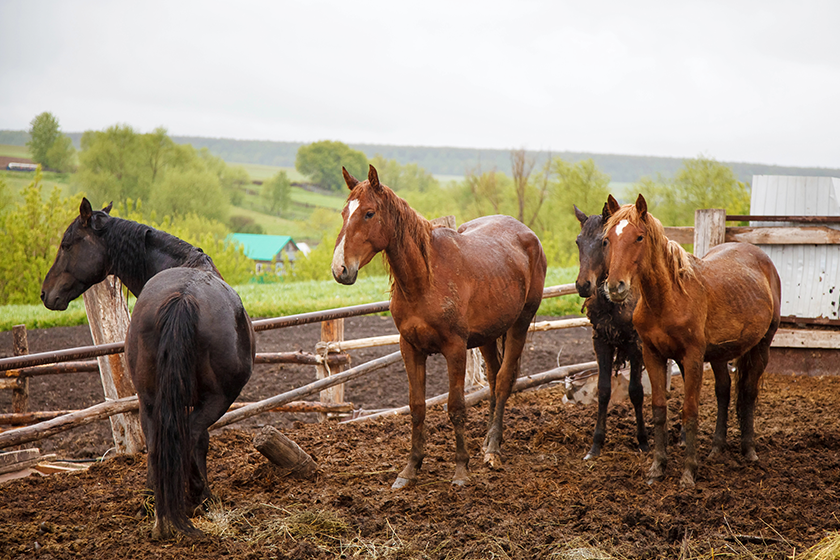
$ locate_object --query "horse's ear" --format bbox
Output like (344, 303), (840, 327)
(79, 197), (93, 226)
(368, 165), (381, 191)
(342, 167), (359, 190)
(102, 201), (113, 214)
(573, 205), (588, 227)
(601, 202), (611, 221)
(607, 194), (621, 215)
(635, 194), (648, 220)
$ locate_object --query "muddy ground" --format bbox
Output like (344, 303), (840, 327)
(1, 315), (838, 559)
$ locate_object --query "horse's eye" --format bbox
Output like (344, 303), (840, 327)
(365, 211), (375, 220)
(636, 235), (644, 242)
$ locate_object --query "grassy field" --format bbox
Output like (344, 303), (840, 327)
(231, 162), (307, 183)
(0, 144), (30, 158)
(0, 267), (583, 332)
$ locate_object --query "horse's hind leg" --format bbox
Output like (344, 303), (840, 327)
(585, 337), (615, 460)
(737, 341), (770, 462)
(708, 360), (731, 460)
(186, 392), (230, 511)
(478, 341), (502, 455)
(483, 326), (527, 470)
(627, 346), (648, 454)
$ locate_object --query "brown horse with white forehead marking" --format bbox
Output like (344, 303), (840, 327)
(332, 165), (546, 489)
(604, 194), (780, 487)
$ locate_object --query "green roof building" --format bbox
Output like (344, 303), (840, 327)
(227, 233), (301, 274)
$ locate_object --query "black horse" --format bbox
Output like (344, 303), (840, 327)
(41, 198), (254, 539)
(574, 203), (647, 459)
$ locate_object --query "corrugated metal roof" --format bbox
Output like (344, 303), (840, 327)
(227, 233), (298, 262)
(750, 176), (840, 320)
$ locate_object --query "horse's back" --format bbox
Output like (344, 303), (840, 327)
(127, 268), (254, 396)
(699, 243), (781, 353)
(454, 215), (546, 284)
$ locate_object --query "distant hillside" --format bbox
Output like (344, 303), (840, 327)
(3, 130), (838, 184)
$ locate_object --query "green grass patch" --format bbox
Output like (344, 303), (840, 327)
(0, 144), (30, 158)
(0, 267), (582, 332)
(232, 162), (307, 183)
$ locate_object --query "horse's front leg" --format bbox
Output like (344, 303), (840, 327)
(585, 336), (616, 460)
(708, 360), (731, 459)
(392, 341), (427, 490)
(680, 353), (705, 488)
(443, 342), (470, 485)
(644, 346), (669, 484)
(627, 344), (649, 454)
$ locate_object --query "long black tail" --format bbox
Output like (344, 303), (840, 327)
(151, 292), (200, 535)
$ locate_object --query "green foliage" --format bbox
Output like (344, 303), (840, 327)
(295, 140), (368, 192)
(229, 215), (264, 234)
(27, 112), (76, 172)
(631, 155), (751, 226)
(289, 229), (387, 282)
(148, 166), (229, 222)
(0, 167), (78, 304)
(261, 170), (292, 213)
(537, 158), (611, 267)
(76, 126), (237, 223)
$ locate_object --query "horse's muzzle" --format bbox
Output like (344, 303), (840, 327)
(606, 281), (630, 303)
(332, 265), (358, 285)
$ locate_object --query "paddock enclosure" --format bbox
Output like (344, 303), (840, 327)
(1, 190), (840, 558)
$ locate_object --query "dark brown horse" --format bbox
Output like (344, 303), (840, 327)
(332, 165), (547, 489)
(41, 198), (254, 538)
(574, 203), (647, 460)
(604, 194), (781, 487)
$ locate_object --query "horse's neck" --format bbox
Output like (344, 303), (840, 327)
(638, 246), (683, 315)
(106, 221), (208, 295)
(384, 218), (434, 299)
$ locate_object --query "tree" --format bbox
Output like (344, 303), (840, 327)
(0, 168), (77, 304)
(261, 170), (292, 213)
(27, 112), (76, 172)
(76, 125), (151, 207)
(295, 140), (368, 191)
(510, 148), (549, 228)
(148, 167), (229, 223)
(636, 155), (751, 226)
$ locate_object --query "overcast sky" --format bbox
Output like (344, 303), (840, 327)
(1, 1), (838, 169)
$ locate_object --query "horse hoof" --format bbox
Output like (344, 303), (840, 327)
(679, 471), (696, 488)
(638, 442), (650, 453)
(484, 452), (504, 470)
(583, 451), (598, 461)
(451, 477), (469, 487)
(391, 477), (415, 490)
(708, 446), (724, 461)
(744, 448), (759, 462)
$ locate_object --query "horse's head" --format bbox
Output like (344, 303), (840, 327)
(331, 165), (392, 285)
(603, 193), (650, 304)
(41, 198), (113, 310)
(574, 203), (611, 298)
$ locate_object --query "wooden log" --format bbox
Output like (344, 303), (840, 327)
(694, 208), (726, 258)
(0, 396), (138, 450)
(0, 448), (41, 475)
(4, 361), (100, 379)
(316, 319), (347, 421)
(771, 328), (840, 349)
(83, 277), (144, 454)
(0, 401), (354, 427)
(255, 351), (350, 366)
(726, 226), (840, 245)
(345, 360), (598, 423)
(0, 342), (124, 372)
(253, 425), (318, 478)
(212, 351), (403, 430)
(12, 325), (30, 414)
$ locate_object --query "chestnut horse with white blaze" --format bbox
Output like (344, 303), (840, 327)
(332, 165), (546, 489)
(604, 194), (781, 487)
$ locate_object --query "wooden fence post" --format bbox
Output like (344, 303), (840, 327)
(11, 325), (30, 414)
(694, 208), (726, 258)
(82, 277), (144, 453)
(316, 319), (347, 421)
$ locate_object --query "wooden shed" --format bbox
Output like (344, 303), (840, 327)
(228, 233), (301, 274)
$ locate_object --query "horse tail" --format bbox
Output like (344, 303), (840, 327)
(151, 291), (200, 535)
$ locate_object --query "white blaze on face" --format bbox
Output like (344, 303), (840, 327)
(332, 199), (360, 275)
(615, 219), (629, 237)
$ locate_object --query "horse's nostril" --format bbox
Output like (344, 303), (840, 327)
(40, 291), (46, 302)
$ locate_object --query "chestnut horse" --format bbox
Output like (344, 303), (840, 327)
(604, 194), (781, 487)
(332, 165), (547, 489)
(574, 203), (647, 460)
(41, 198), (254, 538)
